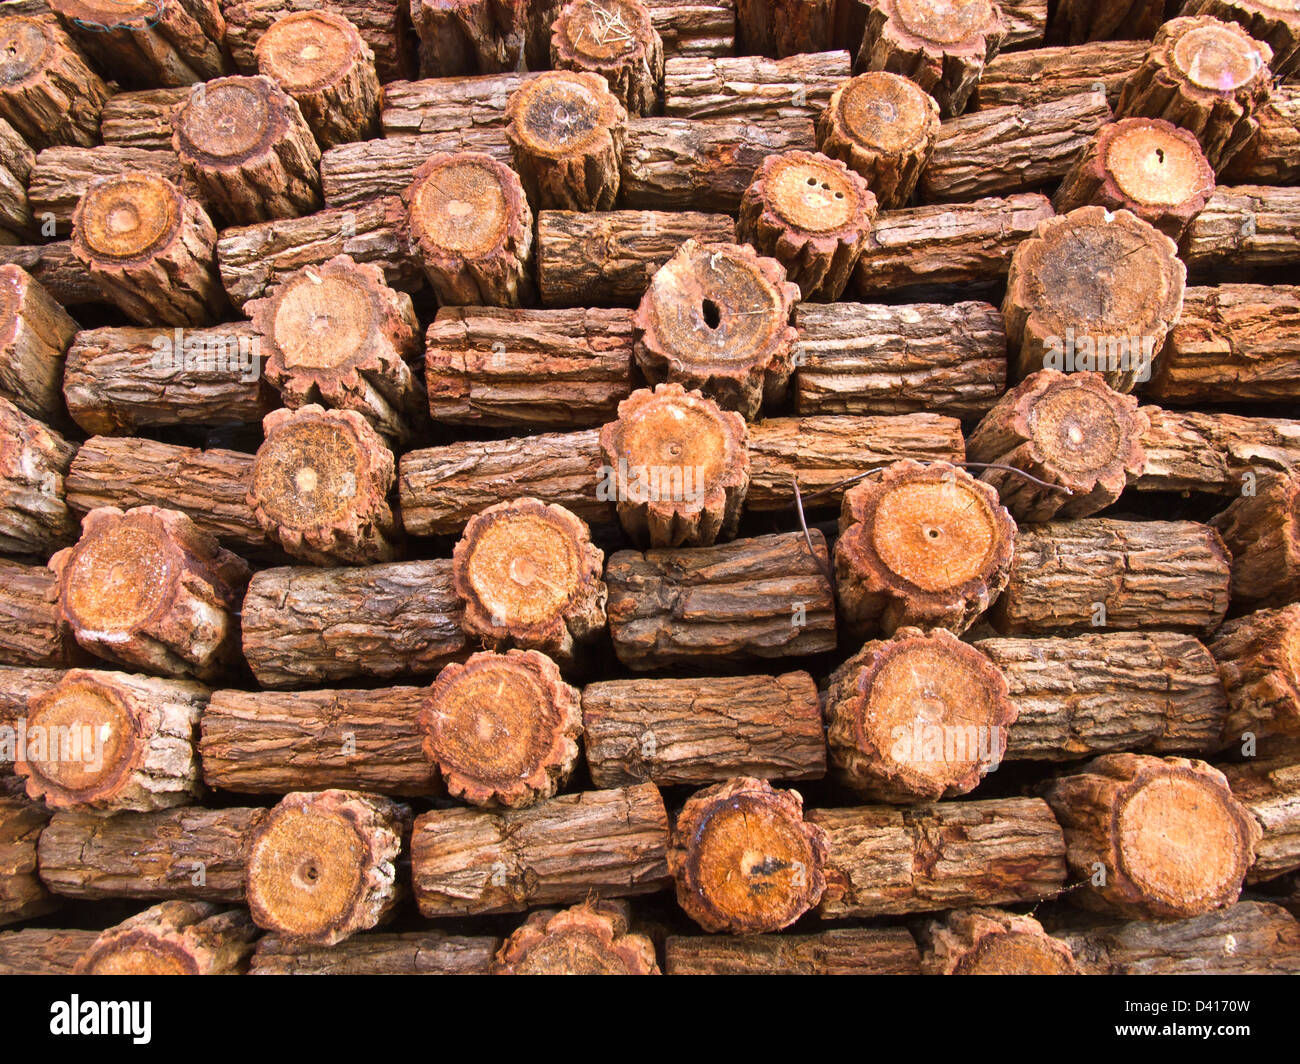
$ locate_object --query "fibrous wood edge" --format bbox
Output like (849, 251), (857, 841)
(100, 88), (190, 151)
(1219, 755), (1300, 882)
(0, 796), (55, 927)
(1046, 0), (1164, 44)
(408, 0), (532, 78)
(916, 907), (1078, 975)
(0, 263), (77, 425)
(75, 900), (258, 975)
(1223, 85), (1300, 183)
(0, 927), (100, 974)
(1134, 407), (1300, 496)
(0, 664), (66, 794)
(1210, 604), (1300, 745)
(973, 40), (1148, 110)
(0, 16), (109, 149)
(0, 396), (78, 557)
(551, 0), (665, 116)
(0, 242), (101, 307)
(51, 0), (229, 87)
(0, 563), (79, 668)
(321, 129), (511, 208)
(1181, 185), (1300, 270)
(1210, 469), (1300, 608)
(491, 899), (660, 975)
(733, 0), (834, 57)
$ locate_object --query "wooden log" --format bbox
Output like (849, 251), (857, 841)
(14, 668), (205, 812)
(172, 75), (322, 226)
(1210, 470), (1300, 609)
(49, 506), (250, 679)
(216, 196), (421, 310)
(0, 397), (77, 556)
(737, 150), (877, 303)
(1221, 756), (1300, 881)
(380, 71), (538, 136)
(646, 0), (734, 58)
(492, 899), (660, 975)
(552, 0), (664, 116)
(809, 796), (1068, 918)
(992, 0), (1048, 47)
(633, 239), (798, 420)
(835, 460), (1016, 637)
(581, 670), (825, 787)
(1180, 185), (1300, 270)
(76, 900), (258, 975)
(916, 908), (1078, 975)
(410, 782), (670, 917)
(973, 40), (1148, 110)
(664, 51), (847, 123)
(0, 796), (54, 926)
(245, 789), (407, 945)
(857, 0), (1006, 117)
(536, 208), (734, 307)
(71, 173), (226, 327)
(51, 0), (229, 87)
(321, 130), (512, 208)
(249, 930), (499, 975)
(65, 436), (267, 553)
(37, 803), (265, 901)
(814, 71), (939, 211)
(1041, 753), (1260, 918)
(28, 145), (194, 238)
(667, 777), (827, 934)
(248, 405), (400, 565)
(1182, 0), (1300, 76)
(0, 118), (34, 238)
(1052, 900), (1300, 974)
(1115, 16), (1273, 171)
(618, 115), (817, 213)
(404, 152), (533, 307)
(791, 300), (1005, 418)
(598, 383), (748, 548)
(1046, 0), (1164, 43)
(408, 0), (530, 78)
(920, 91), (1111, 204)
(246, 254), (424, 443)
(222, 0), (415, 84)
(0, 563), (78, 668)
(255, 10), (381, 149)
(1134, 408), (1300, 496)
(825, 626), (1016, 802)
(0, 664), (65, 793)
(240, 559), (468, 689)
(608, 530), (836, 670)
(200, 685), (438, 796)
(425, 306), (634, 430)
(1222, 85), (1300, 183)
(505, 70), (627, 212)
(991, 518), (1231, 636)
(99, 87), (190, 151)
(420, 649), (582, 808)
(452, 498), (606, 663)
(852, 193), (1055, 297)
(63, 321), (272, 435)
(1004, 206), (1186, 393)
(1210, 604), (1300, 744)
(1052, 118), (1215, 243)
(0, 16), (109, 149)
(0, 927), (99, 975)
(734, 0), (833, 56)
(665, 926), (922, 975)
(965, 369), (1149, 522)
(976, 631), (1229, 761)
(0, 241), (100, 307)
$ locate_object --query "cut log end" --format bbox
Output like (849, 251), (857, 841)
(669, 777), (828, 934)
(75, 902), (256, 976)
(420, 649), (582, 808)
(57, 515), (181, 636)
(492, 900), (660, 975)
(173, 77), (293, 169)
(1171, 19), (1273, 95)
(255, 11), (365, 95)
(72, 173), (183, 267)
(922, 908), (1078, 975)
(551, 0), (664, 114)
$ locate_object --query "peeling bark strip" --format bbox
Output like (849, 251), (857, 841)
(835, 460), (1016, 638)
(810, 796), (1068, 919)
(0, 16), (109, 149)
(535, 209), (735, 307)
(976, 632), (1229, 761)
(666, 926), (922, 975)
(581, 671), (825, 787)
(921, 91), (1112, 205)
(791, 301), (1005, 418)
(858, 0), (1006, 117)
(552, 0), (664, 116)
(852, 193), (1055, 296)
(63, 321), (273, 435)
(0, 242), (103, 307)
(321, 130), (512, 208)
(1220, 757), (1300, 882)
(1134, 408), (1300, 496)
(71, 173), (226, 327)
(0, 563), (79, 668)
(410, 783), (670, 917)
(664, 51), (848, 122)
(1210, 604), (1300, 744)
(28, 145), (195, 237)
(825, 627), (1016, 802)
(51, 0), (228, 87)
(425, 306), (635, 430)
(917, 908), (1077, 975)
(965, 370), (1149, 523)
(1151, 284), (1300, 405)
(244, 789), (408, 945)
(606, 530), (837, 670)
(1223, 85), (1300, 184)
(1115, 16), (1272, 172)
(0, 928), (101, 975)
(492, 900), (660, 975)
(973, 41), (1148, 110)
(76, 901), (258, 975)
(255, 10), (381, 149)
(992, 518), (1231, 636)
(100, 88), (191, 151)
(15, 669), (206, 813)
(1211, 470), (1300, 609)
(200, 685), (440, 796)
(1183, 0), (1300, 76)
(37, 804), (266, 901)
(50, 506), (250, 680)
(0, 798), (54, 926)
(1041, 754), (1260, 919)
(0, 397), (77, 557)
(1180, 185), (1300, 270)
(250, 931), (500, 975)
(249, 404), (400, 565)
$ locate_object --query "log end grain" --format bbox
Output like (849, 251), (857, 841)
(491, 899), (660, 974)
(75, 901), (258, 975)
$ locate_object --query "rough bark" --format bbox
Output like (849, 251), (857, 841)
(1222, 85), (1300, 183)
(1134, 408), (1300, 496)
(1219, 756), (1300, 882)
(250, 930), (499, 974)
(408, 0), (531, 78)
(0, 563), (78, 668)
(51, 0), (229, 87)
(1210, 604), (1300, 744)
(1210, 470), (1300, 608)
(380, 71), (538, 136)
(665, 926), (921, 975)
(646, 0), (733, 57)
(0, 396), (77, 556)
(916, 908), (1078, 975)
(76, 901), (258, 975)
(1180, 185), (1300, 270)
(0, 927), (99, 974)
(552, 0), (664, 115)
(974, 40), (1148, 110)
(321, 130), (512, 208)
(492, 899), (659, 975)
(0, 119), (34, 237)
(664, 51), (847, 122)
(0, 796), (54, 926)
(734, 0), (834, 56)
(0, 15), (109, 149)
(99, 87), (190, 151)
(0, 241), (100, 307)
(28, 145), (195, 237)
(1046, 0), (1164, 43)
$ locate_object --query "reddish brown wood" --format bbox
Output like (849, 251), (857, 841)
(0, 16), (109, 149)
(1134, 408), (1300, 497)
(99, 88), (190, 151)
(76, 902), (257, 975)
(1210, 604), (1300, 745)
(665, 51), (847, 122)
(0, 563), (79, 669)
(974, 40), (1148, 110)
(917, 908), (1078, 975)
(321, 129), (512, 208)
(249, 930), (499, 974)
(492, 900), (660, 975)
(665, 927), (922, 975)
(0, 797), (54, 926)
(1210, 470), (1300, 609)
(51, 0), (229, 87)
(1183, 0), (1300, 76)
(0, 397), (77, 557)
(551, 0), (664, 115)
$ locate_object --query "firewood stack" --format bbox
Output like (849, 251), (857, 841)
(1, 0), (1299, 980)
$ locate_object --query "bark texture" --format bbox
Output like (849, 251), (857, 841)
(76, 901), (258, 975)
(249, 930), (499, 975)
(0, 397), (77, 557)
(664, 51), (847, 122)
(1210, 604), (1300, 744)
(0, 263), (77, 426)
(665, 927), (922, 975)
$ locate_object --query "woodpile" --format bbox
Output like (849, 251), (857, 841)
(2, 0), (1300, 984)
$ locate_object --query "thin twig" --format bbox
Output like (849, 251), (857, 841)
(791, 476), (836, 588)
